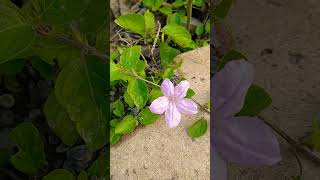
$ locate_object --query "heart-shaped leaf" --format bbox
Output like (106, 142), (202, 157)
(10, 123), (45, 175)
(55, 55), (107, 150)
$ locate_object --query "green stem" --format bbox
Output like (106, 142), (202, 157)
(186, 0), (193, 30)
(35, 26), (109, 60)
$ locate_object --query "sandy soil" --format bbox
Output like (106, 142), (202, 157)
(227, 0), (320, 179)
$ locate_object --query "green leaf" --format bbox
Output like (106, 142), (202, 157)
(160, 43), (180, 64)
(110, 61), (122, 82)
(127, 79), (149, 109)
(110, 128), (121, 145)
(115, 14), (146, 36)
(33, 36), (81, 68)
(237, 84), (272, 116)
(43, 169), (75, 180)
(40, 0), (90, 24)
(196, 24), (204, 36)
(31, 57), (55, 80)
(206, 100), (210, 109)
(119, 46), (141, 70)
(78, 170), (88, 180)
(115, 115), (137, 134)
(159, 5), (172, 15)
(10, 122), (45, 175)
(138, 108), (159, 125)
(0, 24), (35, 64)
(88, 153), (109, 178)
(112, 100), (125, 117)
(205, 20), (210, 34)
(163, 24), (195, 48)
(186, 88), (196, 98)
(1, 1), (36, 56)
(149, 88), (163, 102)
(142, 0), (164, 11)
(213, 0), (234, 22)
(187, 118), (208, 138)
(162, 68), (174, 79)
(0, 58), (25, 75)
(172, 0), (186, 7)
(144, 10), (155, 35)
(77, 0), (108, 33)
(110, 119), (120, 128)
(44, 93), (79, 146)
(193, 0), (205, 7)
(124, 91), (135, 108)
(217, 50), (247, 71)
(167, 13), (182, 25)
(304, 116), (320, 151)
(55, 56), (107, 151)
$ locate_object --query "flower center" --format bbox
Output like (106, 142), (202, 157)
(168, 96), (176, 102)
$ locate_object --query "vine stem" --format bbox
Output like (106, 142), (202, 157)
(259, 115), (320, 164)
(186, 0), (193, 30)
(35, 26), (109, 60)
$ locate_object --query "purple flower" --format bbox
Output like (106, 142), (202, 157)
(149, 79), (198, 128)
(211, 60), (281, 180)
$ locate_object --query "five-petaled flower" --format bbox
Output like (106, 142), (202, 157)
(211, 60), (281, 180)
(149, 79), (198, 128)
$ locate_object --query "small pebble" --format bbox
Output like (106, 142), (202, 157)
(0, 94), (15, 108)
(56, 143), (70, 153)
(48, 135), (60, 145)
(28, 108), (42, 121)
(0, 110), (15, 126)
(67, 145), (92, 162)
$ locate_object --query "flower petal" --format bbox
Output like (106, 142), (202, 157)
(211, 60), (254, 116)
(165, 102), (181, 128)
(212, 116), (281, 166)
(212, 150), (228, 180)
(176, 98), (198, 115)
(161, 79), (174, 97)
(174, 80), (190, 99)
(149, 96), (169, 114)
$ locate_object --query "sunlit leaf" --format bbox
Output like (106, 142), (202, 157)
(187, 118), (208, 138)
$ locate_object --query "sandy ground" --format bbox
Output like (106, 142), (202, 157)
(227, 0), (320, 179)
(110, 47), (210, 180)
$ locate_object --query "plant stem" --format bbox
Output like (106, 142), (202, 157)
(151, 21), (161, 64)
(259, 116), (320, 164)
(186, 0), (193, 30)
(35, 26), (109, 60)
